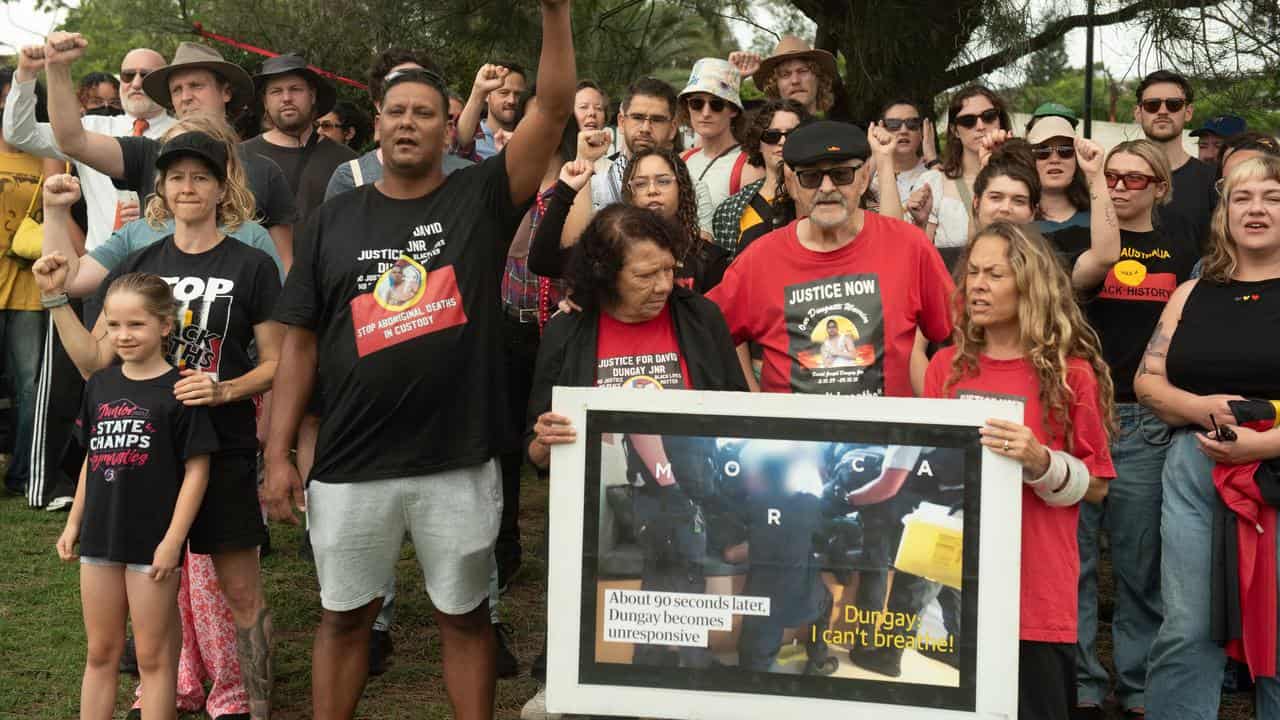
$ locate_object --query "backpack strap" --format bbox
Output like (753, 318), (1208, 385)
(349, 158), (364, 187)
(728, 152), (749, 195)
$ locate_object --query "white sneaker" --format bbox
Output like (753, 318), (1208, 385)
(520, 688), (562, 720)
(45, 496), (73, 512)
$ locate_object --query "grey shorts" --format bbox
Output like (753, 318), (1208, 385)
(80, 556), (173, 576)
(307, 459), (502, 615)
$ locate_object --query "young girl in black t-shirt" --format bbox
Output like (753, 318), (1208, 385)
(53, 272), (218, 720)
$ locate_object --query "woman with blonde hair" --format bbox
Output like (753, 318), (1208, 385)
(1072, 138), (1202, 719)
(1138, 155), (1280, 718)
(35, 128), (283, 720)
(924, 220), (1115, 720)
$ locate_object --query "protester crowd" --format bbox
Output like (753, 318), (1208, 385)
(2, 0), (1280, 717)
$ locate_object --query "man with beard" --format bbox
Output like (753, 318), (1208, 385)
(707, 121), (952, 398)
(728, 36), (839, 118)
(242, 54), (356, 220)
(263, 0), (575, 714)
(1133, 70), (1217, 248)
(4, 46), (175, 511)
(455, 60), (527, 161)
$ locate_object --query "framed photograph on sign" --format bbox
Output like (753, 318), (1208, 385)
(545, 388), (1024, 720)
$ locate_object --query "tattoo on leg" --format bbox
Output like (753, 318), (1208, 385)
(236, 607), (273, 720)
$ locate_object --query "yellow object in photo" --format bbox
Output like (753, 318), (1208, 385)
(894, 503), (963, 590)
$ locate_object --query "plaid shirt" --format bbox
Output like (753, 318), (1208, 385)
(501, 186), (564, 323)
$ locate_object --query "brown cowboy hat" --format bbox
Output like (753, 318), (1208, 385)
(142, 42), (255, 113)
(253, 54), (337, 117)
(753, 35), (838, 90)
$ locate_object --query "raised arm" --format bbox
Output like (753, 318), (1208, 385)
(868, 123), (903, 220)
(1071, 137), (1122, 290)
(457, 65), (507, 157)
(504, 0), (575, 204)
(41, 33), (127, 180)
(1133, 279), (1242, 430)
(3, 48), (67, 160)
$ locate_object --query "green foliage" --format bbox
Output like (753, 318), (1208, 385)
(1008, 64), (1280, 134)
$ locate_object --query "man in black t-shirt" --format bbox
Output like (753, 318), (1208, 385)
(241, 54), (357, 221)
(263, 1), (576, 716)
(1134, 70), (1218, 249)
(41, 35), (298, 267)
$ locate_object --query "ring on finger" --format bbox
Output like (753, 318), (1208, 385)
(1002, 439), (1010, 451)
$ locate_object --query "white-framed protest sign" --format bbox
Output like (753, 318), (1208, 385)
(545, 387), (1024, 719)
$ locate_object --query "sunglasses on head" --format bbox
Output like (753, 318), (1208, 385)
(1104, 172), (1159, 191)
(795, 164), (862, 189)
(759, 128), (793, 145)
(952, 108), (1001, 129)
(384, 68), (449, 89)
(1139, 97), (1187, 114)
(882, 117), (922, 132)
(1032, 144), (1075, 161)
(686, 97), (728, 113)
(120, 68), (152, 83)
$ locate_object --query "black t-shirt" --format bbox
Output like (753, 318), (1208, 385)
(1042, 223), (1092, 277)
(1083, 227), (1200, 402)
(77, 366), (219, 564)
(274, 156), (529, 483)
(1166, 277), (1280, 399)
(1158, 158), (1217, 252)
(117, 136), (300, 228)
(97, 236), (282, 450)
(240, 134), (357, 221)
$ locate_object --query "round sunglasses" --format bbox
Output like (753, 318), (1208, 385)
(686, 97), (729, 113)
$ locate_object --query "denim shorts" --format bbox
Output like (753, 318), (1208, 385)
(79, 555), (175, 576)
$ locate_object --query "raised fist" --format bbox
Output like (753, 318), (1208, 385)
(473, 64), (510, 95)
(728, 51), (762, 80)
(43, 31), (88, 67)
(576, 129), (611, 163)
(559, 158), (595, 192)
(43, 174), (82, 208)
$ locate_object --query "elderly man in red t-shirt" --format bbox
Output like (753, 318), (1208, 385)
(707, 120), (953, 398)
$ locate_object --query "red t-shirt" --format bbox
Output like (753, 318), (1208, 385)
(924, 346), (1116, 643)
(595, 305), (691, 389)
(707, 214), (953, 397)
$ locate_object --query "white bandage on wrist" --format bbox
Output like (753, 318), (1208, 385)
(1025, 450), (1089, 507)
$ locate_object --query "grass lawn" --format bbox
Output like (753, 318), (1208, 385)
(0, 474), (549, 720)
(0, 470), (1255, 719)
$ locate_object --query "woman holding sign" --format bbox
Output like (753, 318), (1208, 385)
(923, 221), (1115, 720)
(522, 205), (745, 709)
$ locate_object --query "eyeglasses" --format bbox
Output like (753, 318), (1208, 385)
(759, 128), (793, 145)
(625, 112), (671, 127)
(1139, 97), (1187, 114)
(686, 97), (728, 113)
(1104, 172), (1160, 190)
(315, 120), (346, 131)
(952, 108), (1001, 129)
(882, 117), (922, 132)
(794, 164), (863, 189)
(120, 68), (152, 83)
(1032, 144), (1075, 160)
(628, 175), (676, 193)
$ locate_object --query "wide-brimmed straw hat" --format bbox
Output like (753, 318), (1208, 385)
(253, 54), (337, 117)
(142, 42), (255, 113)
(753, 35), (838, 90)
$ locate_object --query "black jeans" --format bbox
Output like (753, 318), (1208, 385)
(498, 312), (541, 569)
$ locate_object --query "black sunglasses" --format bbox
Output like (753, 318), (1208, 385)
(795, 164), (862, 189)
(687, 97), (728, 113)
(384, 68), (449, 90)
(1140, 97), (1187, 114)
(952, 108), (1001, 129)
(1211, 414), (1237, 442)
(759, 128), (793, 145)
(120, 68), (152, 83)
(1032, 144), (1075, 161)
(883, 117), (922, 131)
